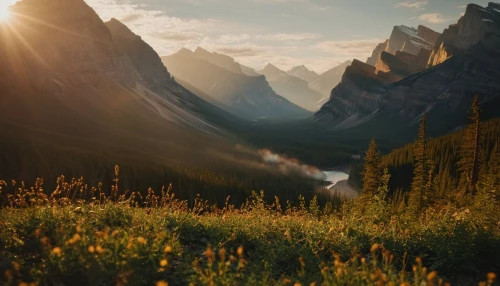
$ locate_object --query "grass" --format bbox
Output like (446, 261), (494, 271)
(0, 176), (499, 285)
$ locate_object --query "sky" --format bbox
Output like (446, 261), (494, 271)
(70, 1), (493, 72)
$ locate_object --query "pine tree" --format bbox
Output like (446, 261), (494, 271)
(408, 114), (431, 213)
(362, 139), (383, 198)
(458, 95), (483, 194)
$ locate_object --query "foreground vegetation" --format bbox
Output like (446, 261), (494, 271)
(1, 97), (499, 285)
(0, 174), (498, 285)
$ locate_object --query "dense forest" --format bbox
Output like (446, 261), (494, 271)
(359, 96), (500, 212)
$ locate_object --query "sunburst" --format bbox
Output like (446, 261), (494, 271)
(0, 2), (12, 22)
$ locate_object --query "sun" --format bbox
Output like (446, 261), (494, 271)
(0, 2), (13, 22)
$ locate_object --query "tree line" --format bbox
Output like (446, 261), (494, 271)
(360, 96), (500, 214)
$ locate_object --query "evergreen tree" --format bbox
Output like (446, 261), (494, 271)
(362, 139), (383, 198)
(458, 95), (483, 194)
(408, 114), (431, 213)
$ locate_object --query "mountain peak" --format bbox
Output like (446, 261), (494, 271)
(263, 63), (281, 71)
(287, 65), (319, 82)
(106, 18), (137, 39)
(195, 47), (211, 54)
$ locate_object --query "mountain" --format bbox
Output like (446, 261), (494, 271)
(259, 64), (324, 111)
(0, 0), (273, 184)
(287, 65), (319, 82)
(316, 3), (500, 137)
(241, 65), (260, 76)
(428, 2), (500, 66)
(367, 25), (440, 66)
(314, 23), (442, 127)
(308, 61), (352, 99)
(162, 49), (310, 119)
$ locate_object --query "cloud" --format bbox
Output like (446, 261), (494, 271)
(156, 32), (202, 41)
(84, 0), (373, 74)
(396, 1), (428, 9)
(257, 33), (323, 41)
(315, 39), (382, 56)
(119, 14), (142, 23)
(457, 5), (467, 9)
(215, 47), (264, 57)
(419, 13), (447, 24)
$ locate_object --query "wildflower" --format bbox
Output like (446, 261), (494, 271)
(488, 272), (497, 282)
(137, 237), (147, 245)
(96, 245), (104, 254)
(112, 230), (120, 237)
(415, 257), (422, 264)
(68, 233), (81, 245)
(219, 248), (227, 262)
(427, 271), (438, 281)
(294, 283), (302, 286)
(156, 281), (168, 286)
(51, 247), (62, 256)
(160, 259), (168, 267)
(370, 244), (379, 253)
(164, 245), (173, 254)
(205, 247), (214, 261)
(237, 246), (244, 256)
(76, 225), (82, 233)
(88, 245), (95, 253)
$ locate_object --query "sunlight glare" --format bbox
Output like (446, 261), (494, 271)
(0, 1), (15, 22)
(0, 2), (10, 22)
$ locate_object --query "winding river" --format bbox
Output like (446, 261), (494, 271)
(323, 171), (349, 188)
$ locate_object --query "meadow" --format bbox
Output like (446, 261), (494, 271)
(0, 172), (498, 285)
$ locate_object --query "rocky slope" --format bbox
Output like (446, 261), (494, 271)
(367, 25), (440, 67)
(287, 65), (319, 82)
(162, 50), (310, 119)
(428, 2), (500, 66)
(259, 64), (324, 111)
(316, 3), (500, 135)
(315, 26), (438, 125)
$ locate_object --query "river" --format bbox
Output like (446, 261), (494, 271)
(323, 171), (349, 188)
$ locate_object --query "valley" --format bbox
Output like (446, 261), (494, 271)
(0, 0), (500, 284)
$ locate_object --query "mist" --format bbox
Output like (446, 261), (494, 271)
(258, 149), (326, 181)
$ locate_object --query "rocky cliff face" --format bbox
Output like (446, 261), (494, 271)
(366, 40), (389, 66)
(315, 60), (388, 125)
(367, 25), (440, 68)
(105, 19), (173, 92)
(428, 2), (500, 66)
(163, 51), (310, 119)
(316, 3), (500, 133)
(317, 34), (500, 133)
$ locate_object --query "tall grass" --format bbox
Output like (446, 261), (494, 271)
(0, 171), (498, 285)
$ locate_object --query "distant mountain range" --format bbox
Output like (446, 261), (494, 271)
(316, 2), (500, 137)
(258, 64), (324, 111)
(162, 48), (310, 120)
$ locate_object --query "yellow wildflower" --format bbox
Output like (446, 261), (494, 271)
(164, 245), (173, 254)
(137, 237), (147, 245)
(51, 247), (62, 256)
